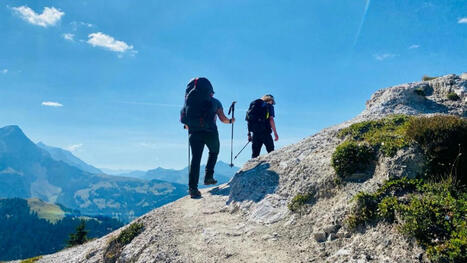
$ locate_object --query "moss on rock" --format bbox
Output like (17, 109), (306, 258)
(338, 114), (413, 157)
(104, 222), (144, 263)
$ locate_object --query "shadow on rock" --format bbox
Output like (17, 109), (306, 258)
(209, 185), (231, 196)
(415, 98), (449, 114)
(211, 162), (280, 204)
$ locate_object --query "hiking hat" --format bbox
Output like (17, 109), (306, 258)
(262, 94), (275, 105)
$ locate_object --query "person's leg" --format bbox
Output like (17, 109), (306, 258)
(188, 132), (205, 190)
(204, 131), (220, 183)
(251, 132), (263, 158)
(264, 133), (275, 153)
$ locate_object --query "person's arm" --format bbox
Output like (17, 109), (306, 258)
(269, 116), (279, 141)
(217, 108), (235, 124)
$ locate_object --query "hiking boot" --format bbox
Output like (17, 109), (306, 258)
(188, 188), (201, 198)
(204, 177), (218, 185)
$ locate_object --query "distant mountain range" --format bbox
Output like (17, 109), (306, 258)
(37, 142), (103, 174)
(35, 138), (239, 187)
(0, 125), (188, 222)
(0, 125), (239, 222)
(103, 161), (238, 188)
(0, 197), (122, 261)
(100, 168), (146, 178)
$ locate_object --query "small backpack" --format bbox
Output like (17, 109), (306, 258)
(180, 78), (215, 132)
(245, 99), (270, 133)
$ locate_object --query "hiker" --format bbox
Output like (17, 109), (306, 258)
(246, 94), (279, 158)
(180, 77), (235, 198)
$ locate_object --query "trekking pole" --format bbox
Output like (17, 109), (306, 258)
(234, 141), (250, 160)
(185, 126), (190, 174)
(188, 132), (190, 170)
(228, 101), (237, 167)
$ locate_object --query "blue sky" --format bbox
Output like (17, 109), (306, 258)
(0, 0), (466, 170)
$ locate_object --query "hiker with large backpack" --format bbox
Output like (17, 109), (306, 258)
(180, 77), (235, 198)
(246, 94), (279, 158)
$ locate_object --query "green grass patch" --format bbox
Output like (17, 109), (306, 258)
(338, 115), (413, 157)
(20, 256), (42, 263)
(27, 198), (65, 224)
(447, 92), (460, 101)
(333, 115), (414, 180)
(104, 222), (144, 263)
(288, 193), (314, 212)
(346, 177), (467, 262)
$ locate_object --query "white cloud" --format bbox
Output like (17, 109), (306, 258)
(67, 144), (83, 152)
(374, 53), (397, 61)
(79, 22), (93, 28)
(41, 101), (63, 107)
(70, 21), (94, 31)
(1, 69), (7, 74)
(87, 32), (134, 53)
(409, 44), (420, 49)
(458, 17), (467, 24)
(12, 6), (64, 27)
(63, 33), (74, 41)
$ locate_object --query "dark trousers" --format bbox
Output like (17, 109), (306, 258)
(251, 132), (274, 158)
(189, 131), (220, 189)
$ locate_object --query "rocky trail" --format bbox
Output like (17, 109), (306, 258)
(21, 74), (466, 263)
(38, 188), (300, 263)
(35, 181), (425, 263)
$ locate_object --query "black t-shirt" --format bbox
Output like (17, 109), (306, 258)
(267, 103), (275, 118)
(208, 98), (223, 132)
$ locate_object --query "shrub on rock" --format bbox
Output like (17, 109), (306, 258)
(104, 222), (144, 263)
(288, 193), (314, 212)
(406, 115), (467, 184)
(347, 177), (466, 263)
(331, 141), (374, 179)
(447, 92), (460, 101)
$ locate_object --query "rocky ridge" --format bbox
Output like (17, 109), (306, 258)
(29, 74), (466, 263)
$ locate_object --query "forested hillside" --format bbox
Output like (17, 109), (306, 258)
(0, 198), (122, 261)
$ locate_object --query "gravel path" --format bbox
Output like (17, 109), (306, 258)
(36, 187), (302, 263)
